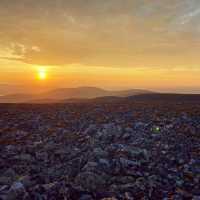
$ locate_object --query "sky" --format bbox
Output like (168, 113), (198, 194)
(0, 0), (200, 94)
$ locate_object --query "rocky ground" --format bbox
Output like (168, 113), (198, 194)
(0, 99), (200, 200)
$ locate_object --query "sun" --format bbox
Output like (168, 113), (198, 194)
(37, 68), (47, 80)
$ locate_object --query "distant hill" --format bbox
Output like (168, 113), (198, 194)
(0, 87), (153, 103)
(127, 93), (200, 102)
(0, 84), (26, 96)
(41, 87), (109, 99)
(0, 93), (34, 103)
(42, 87), (153, 99)
(1, 88), (200, 104)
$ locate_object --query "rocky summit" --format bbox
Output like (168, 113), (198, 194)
(0, 99), (200, 200)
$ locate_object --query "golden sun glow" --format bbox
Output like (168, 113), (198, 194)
(37, 68), (47, 80)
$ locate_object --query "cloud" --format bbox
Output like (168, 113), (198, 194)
(1, 0), (200, 67)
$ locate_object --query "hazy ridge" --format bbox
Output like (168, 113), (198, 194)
(0, 87), (153, 103)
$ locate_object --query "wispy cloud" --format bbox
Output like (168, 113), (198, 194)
(0, 0), (200, 67)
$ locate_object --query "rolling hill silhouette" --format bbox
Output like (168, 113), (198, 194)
(0, 87), (153, 103)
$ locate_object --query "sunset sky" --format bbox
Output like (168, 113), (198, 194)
(0, 0), (200, 94)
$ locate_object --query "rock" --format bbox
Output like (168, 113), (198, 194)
(79, 194), (94, 200)
(75, 172), (108, 191)
(0, 185), (9, 192)
(36, 152), (48, 161)
(134, 122), (146, 129)
(125, 127), (134, 133)
(176, 188), (193, 198)
(119, 158), (139, 169)
(10, 182), (25, 192)
(110, 176), (135, 185)
(193, 196), (200, 200)
(18, 176), (34, 188)
(83, 124), (97, 135)
(98, 159), (111, 172)
(42, 181), (60, 193)
(4, 169), (16, 179)
(14, 153), (32, 161)
(101, 123), (123, 140)
(122, 133), (131, 140)
(83, 161), (99, 172)
(0, 177), (12, 185)
(125, 192), (134, 200)
(6, 181), (26, 200)
(93, 147), (108, 158)
(33, 140), (43, 146)
(0, 100), (200, 199)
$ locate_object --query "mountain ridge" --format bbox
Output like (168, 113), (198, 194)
(0, 87), (153, 103)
